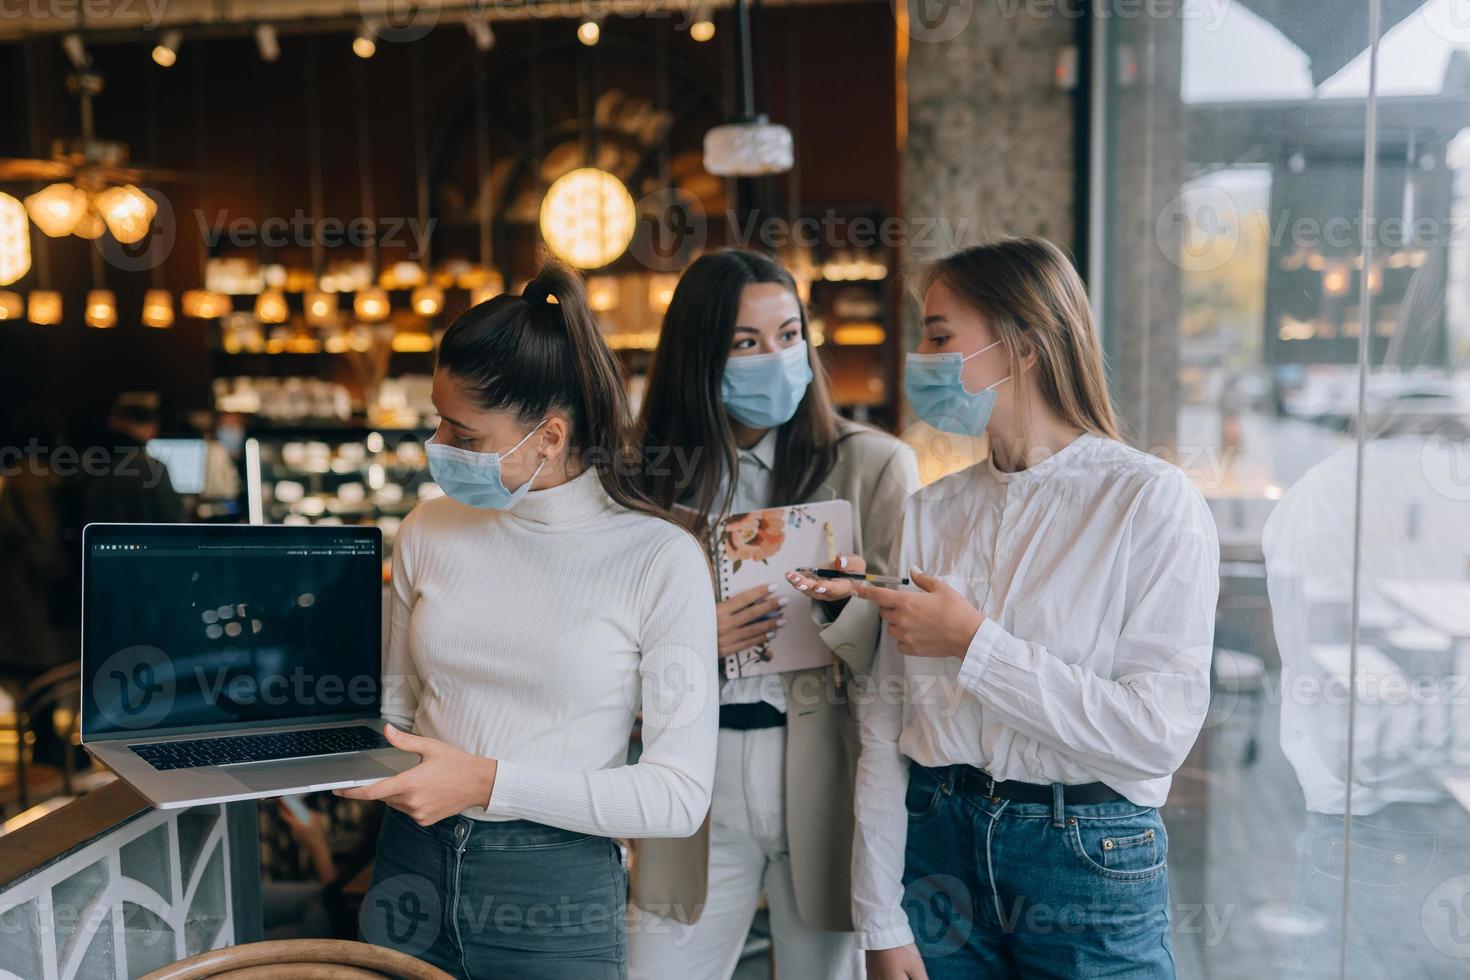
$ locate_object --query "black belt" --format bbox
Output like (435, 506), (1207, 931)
(951, 764), (1125, 806)
(719, 702), (786, 730)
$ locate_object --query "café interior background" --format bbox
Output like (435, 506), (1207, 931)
(1, 0), (1470, 977)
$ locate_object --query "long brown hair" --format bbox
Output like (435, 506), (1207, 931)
(436, 261), (672, 523)
(637, 249), (840, 525)
(923, 237), (1121, 443)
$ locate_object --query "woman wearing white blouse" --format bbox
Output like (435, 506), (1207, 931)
(808, 239), (1219, 979)
(344, 264), (718, 979)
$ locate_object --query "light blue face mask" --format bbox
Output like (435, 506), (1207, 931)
(721, 340), (814, 429)
(904, 340), (1011, 436)
(426, 419), (547, 510)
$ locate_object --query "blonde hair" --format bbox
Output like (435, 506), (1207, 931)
(922, 237), (1121, 445)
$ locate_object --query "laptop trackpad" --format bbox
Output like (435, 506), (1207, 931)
(230, 753), (396, 792)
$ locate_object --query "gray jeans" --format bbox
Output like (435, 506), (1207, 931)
(362, 808), (628, 979)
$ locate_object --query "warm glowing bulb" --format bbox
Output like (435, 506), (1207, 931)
(85, 289), (117, 329)
(94, 185), (158, 244)
(141, 288), (174, 328)
(255, 289), (289, 324)
(577, 19), (601, 45)
(151, 30), (181, 68)
(27, 290), (61, 325)
(182, 289), (231, 319)
(305, 290), (338, 326)
(355, 287), (390, 322)
(24, 183), (88, 237)
(0, 291), (22, 320)
(538, 168), (636, 270)
(648, 274), (678, 314)
(587, 276), (619, 312)
(691, 20), (715, 42)
(390, 328), (435, 353)
(353, 32), (376, 58)
(73, 208), (105, 240)
(0, 193), (30, 286)
(411, 284), (444, 317)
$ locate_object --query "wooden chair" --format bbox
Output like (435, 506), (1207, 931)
(140, 939), (453, 979)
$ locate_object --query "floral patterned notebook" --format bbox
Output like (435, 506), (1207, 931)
(714, 499), (855, 679)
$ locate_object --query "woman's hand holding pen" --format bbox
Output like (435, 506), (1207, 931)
(716, 584), (789, 658)
(336, 724), (498, 826)
(854, 568), (985, 660)
(784, 553), (866, 601)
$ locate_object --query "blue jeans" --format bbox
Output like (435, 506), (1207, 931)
(362, 808), (628, 979)
(902, 764), (1175, 979)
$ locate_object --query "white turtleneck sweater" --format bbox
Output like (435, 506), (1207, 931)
(382, 468), (719, 838)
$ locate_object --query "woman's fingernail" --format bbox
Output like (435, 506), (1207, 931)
(815, 586), (827, 594)
(839, 555), (849, 569)
(796, 583), (808, 591)
(778, 597), (790, 607)
(776, 618), (787, 627)
(766, 631), (776, 640)
(767, 584), (778, 593)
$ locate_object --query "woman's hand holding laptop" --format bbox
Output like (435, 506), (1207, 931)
(335, 723), (498, 825)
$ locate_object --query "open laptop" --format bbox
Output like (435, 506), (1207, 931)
(81, 523), (417, 809)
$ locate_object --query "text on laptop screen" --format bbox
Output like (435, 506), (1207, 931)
(83, 525), (382, 739)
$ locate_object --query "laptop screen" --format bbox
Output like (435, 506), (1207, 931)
(82, 524), (383, 740)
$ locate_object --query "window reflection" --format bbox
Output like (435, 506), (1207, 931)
(1100, 0), (1470, 974)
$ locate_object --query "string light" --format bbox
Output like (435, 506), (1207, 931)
(141, 289), (175, 328)
(27, 290), (62, 325)
(254, 289), (289, 324)
(411, 284), (444, 317)
(85, 289), (118, 329)
(354, 287), (390, 322)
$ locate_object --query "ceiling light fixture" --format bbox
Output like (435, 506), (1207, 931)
(0, 192), (31, 286)
(353, 25), (377, 59)
(466, 17), (496, 51)
(255, 24), (280, 63)
(152, 30), (182, 68)
(703, 0), (793, 176)
(539, 168), (637, 270)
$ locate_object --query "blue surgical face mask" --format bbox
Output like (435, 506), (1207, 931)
(721, 340), (814, 429)
(426, 419), (548, 510)
(904, 340), (1011, 436)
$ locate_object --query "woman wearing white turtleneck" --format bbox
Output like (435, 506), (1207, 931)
(345, 264), (718, 980)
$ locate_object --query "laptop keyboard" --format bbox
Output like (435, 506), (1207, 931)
(130, 725), (390, 771)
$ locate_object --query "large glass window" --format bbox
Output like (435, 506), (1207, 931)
(1095, 1), (1470, 975)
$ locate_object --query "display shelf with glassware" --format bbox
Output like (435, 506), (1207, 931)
(241, 425), (439, 570)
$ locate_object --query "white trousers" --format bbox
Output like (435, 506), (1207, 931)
(629, 726), (864, 980)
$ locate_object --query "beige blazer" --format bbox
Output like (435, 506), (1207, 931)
(631, 419), (920, 931)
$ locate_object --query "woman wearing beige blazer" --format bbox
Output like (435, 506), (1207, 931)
(630, 249), (918, 980)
